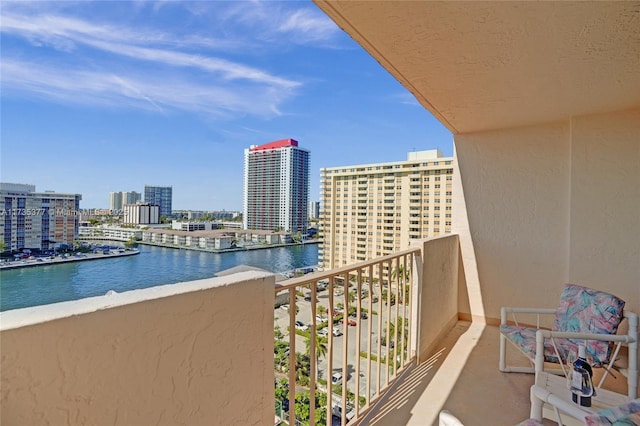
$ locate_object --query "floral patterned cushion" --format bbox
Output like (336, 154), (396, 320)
(500, 325), (575, 364)
(585, 398), (640, 425)
(553, 284), (625, 366)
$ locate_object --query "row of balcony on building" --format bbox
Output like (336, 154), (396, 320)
(143, 229), (296, 249)
(78, 225), (297, 249)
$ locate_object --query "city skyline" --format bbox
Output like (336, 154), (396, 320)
(1, 1), (453, 210)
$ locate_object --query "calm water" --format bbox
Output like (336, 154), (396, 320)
(0, 243), (318, 312)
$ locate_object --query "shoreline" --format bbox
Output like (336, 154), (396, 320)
(0, 249), (140, 271)
(135, 239), (319, 253)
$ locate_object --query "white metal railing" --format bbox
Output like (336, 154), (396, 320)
(274, 247), (420, 425)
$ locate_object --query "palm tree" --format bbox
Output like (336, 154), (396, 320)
(317, 305), (327, 321)
(305, 333), (328, 381)
(391, 263), (410, 282)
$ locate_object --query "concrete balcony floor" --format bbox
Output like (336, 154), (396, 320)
(357, 321), (546, 426)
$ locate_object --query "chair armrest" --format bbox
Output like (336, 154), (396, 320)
(501, 307), (556, 325)
(534, 329), (637, 372)
(537, 330), (636, 343)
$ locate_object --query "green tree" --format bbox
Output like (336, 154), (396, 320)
(295, 391), (311, 424)
(274, 340), (290, 372)
(317, 305), (327, 320)
(274, 325), (284, 340)
(391, 263), (410, 282)
(124, 236), (139, 249)
(294, 390), (328, 425)
(381, 289), (396, 306)
(0, 240), (8, 253)
(294, 352), (311, 386)
(274, 378), (289, 414)
(305, 333), (328, 382)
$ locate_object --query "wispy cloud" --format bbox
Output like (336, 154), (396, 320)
(277, 8), (340, 43)
(0, 2), (325, 117)
(212, 1), (341, 46)
(0, 59), (292, 118)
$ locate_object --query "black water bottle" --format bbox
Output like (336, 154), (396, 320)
(571, 344), (593, 407)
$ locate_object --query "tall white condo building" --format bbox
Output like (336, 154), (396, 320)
(243, 139), (310, 233)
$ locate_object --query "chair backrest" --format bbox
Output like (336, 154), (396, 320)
(553, 284), (626, 365)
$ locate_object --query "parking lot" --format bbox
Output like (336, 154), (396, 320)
(274, 283), (406, 399)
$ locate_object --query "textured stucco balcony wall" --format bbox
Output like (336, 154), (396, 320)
(454, 108), (640, 322)
(0, 271), (275, 425)
(413, 234), (461, 362)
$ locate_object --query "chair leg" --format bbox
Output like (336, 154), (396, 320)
(500, 333), (535, 373)
(499, 333), (508, 372)
(529, 385), (545, 421)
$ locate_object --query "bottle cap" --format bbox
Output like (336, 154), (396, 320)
(578, 344), (586, 359)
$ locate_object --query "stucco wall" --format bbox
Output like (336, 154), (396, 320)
(0, 271), (275, 425)
(415, 235), (460, 362)
(454, 108), (639, 322)
(568, 109), (640, 306)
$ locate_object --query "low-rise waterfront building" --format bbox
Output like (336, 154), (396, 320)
(78, 225), (143, 242)
(171, 221), (222, 231)
(140, 228), (293, 251)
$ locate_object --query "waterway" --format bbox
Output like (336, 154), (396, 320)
(0, 243), (318, 312)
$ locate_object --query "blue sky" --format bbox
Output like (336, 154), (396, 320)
(1, 1), (452, 210)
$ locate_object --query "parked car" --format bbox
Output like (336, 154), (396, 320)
(280, 304), (289, 311)
(340, 319), (356, 327)
(332, 328), (343, 337)
(332, 403), (356, 421)
(331, 372), (343, 385)
(317, 280), (329, 291)
(295, 321), (309, 331)
(318, 328), (329, 337)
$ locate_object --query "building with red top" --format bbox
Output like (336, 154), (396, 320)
(243, 139), (310, 233)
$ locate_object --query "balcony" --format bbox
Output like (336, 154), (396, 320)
(0, 234), (537, 425)
(3, 1), (639, 424)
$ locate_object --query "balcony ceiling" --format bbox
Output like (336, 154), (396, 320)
(314, 1), (640, 133)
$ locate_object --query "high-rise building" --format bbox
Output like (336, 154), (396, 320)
(319, 150), (454, 269)
(0, 183), (82, 252)
(109, 191), (141, 211)
(144, 186), (172, 217)
(243, 139), (310, 233)
(309, 201), (321, 220)
(123, 191), (141, 206)
(123, 202), (159, 225)
(110, 192), (123, 212)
